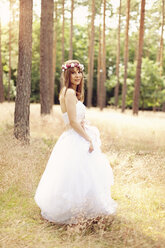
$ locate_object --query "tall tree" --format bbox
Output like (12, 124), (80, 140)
(100, 0), (106, 110)
(48, 0), (54, 110)
(157, 0), (164, 75)
(121, 0), (131, 112)
(87, 0), (95, 107)
(52, 1), (58, 107)
(97, 23), (102, 107)
(69, 0), (74, 60)
(61, 0), (65, 62)
(157, 0), (165, 111)
(0, 17), (4, 103)
(8, 0), (12, 102)
(61, 0), (65, 89)
(114, 0), (121, 107)
(133, 0), (145, 115)
(14, 0), (33, 142)
(40, 0), (54, 114)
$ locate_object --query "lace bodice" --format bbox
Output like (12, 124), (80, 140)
(62, 101), (86, 125)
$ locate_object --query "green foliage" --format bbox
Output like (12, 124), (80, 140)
(106, 58), (165, 110)
(1, 0), (165, 110)
(140, 58), (164, 109)
(3, 71), (16, 100)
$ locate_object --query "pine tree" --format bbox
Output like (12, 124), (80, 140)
(69, 0), (74, 60)
(157, 0), (164, 75)
(52, 1), (58, 106)
(114, 0), (121, 107)
(14, 0), (33, 142)
(100, 0), (106, 110)
(87, 0), (95, 107)
(0, 17), (4, 103)
(121, 0), (131, 112)
(133, 0), (145, 115)
(97, 23), (102, 107)
(40, 0), (54, 114)
(8, 0), (12, 102)
(61, 0), (65, 89)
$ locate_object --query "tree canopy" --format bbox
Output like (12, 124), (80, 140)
(0, 0), (165, 111)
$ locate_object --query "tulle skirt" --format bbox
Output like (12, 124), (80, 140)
(34, 125), (117, 224)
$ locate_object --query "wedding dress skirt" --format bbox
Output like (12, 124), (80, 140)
(34, 101), (117, 224)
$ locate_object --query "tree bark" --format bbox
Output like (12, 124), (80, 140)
(133, 0), (145, 115)
(158, 0), (165, 111)
(48, 0), (54, 110)
(69, 0), (74, 60)
(52, 2), (58, 107)
(157, 0), (164, 75)
(97, 23), (102, 107)
(159, 0), (164, 75)
(8, 0), (12, 102)
(14, 0), (33, 143)
(61, 0), (65, 89)
(0, 18), (4, 103)
(87, 0), (95, 107)
(100, 0), (106, 110)
(40, 0), (54, 114)
(61, 0), (65, 63)
(121, 0), (131, 112)
(114, 0), (121, 107)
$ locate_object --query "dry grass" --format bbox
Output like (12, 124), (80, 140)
(0, 102), (165, 248)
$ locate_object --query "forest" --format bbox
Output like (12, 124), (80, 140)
(0, 0), (165, 113)
(0, 1), (165, 248)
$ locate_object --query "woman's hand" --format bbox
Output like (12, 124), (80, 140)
(88, 140), (94, 153)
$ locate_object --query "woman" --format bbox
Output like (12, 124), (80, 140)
(34, 60), (117, 224)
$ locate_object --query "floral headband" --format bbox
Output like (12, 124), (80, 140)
(62, 63), (84, 72)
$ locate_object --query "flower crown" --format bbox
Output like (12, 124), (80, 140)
(62, 62), (84, 72)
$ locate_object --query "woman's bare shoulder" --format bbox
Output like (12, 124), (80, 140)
(65, 89), (76, 103)
(65, 88), (76, 96)
(60, 87), (77, 107)
(60, 87), (75, 98)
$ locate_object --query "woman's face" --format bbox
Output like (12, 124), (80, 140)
(70, 67), (83, 86)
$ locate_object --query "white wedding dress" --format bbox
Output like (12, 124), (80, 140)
(34, 101), (117, 224)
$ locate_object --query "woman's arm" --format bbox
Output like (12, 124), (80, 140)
(65, 89), (94, 152)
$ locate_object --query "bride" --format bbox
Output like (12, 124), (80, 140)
(34, 60), (117, 224)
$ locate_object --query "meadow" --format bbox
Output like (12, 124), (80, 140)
(0, 102), (165, 248)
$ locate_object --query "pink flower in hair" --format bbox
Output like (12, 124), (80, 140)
(61, 62), (84, 72)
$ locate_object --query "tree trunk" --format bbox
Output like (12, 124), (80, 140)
(8, 0), (12, 102)
(52, 2), (58, 107)
(158, 0), (165, 111)
(14, 0), (33, 143)
(0, 18), (4, 103)
(69, 0), (74, 60)
(121, 0), (131, 112)
(114, 0), (121, 107)
(61, 0), (65, 63)
(87, 0), (95, 107)
(100, 0), (106, 110)
(159, 0), (164, 75)
(97, 23), (102, 107)
(48, 0), (54, 110)
(61, 0), (65, 89)
(162, 102), (165, 111)
(133, 0), (145, 115)
(157, 0), (164, 74)
(40, 0), (54, 114)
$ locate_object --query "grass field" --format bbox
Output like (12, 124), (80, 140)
(0, 102), (165, 248)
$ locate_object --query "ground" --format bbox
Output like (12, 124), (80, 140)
(0, 102), (165, 248)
